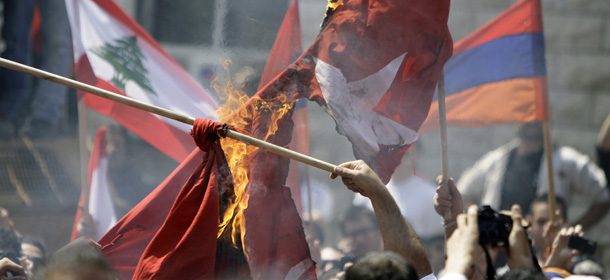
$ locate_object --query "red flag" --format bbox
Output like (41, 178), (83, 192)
(295, 0), (453, 183)
(70, 126), (117, 241)
(66, 0), (218, 163)
(257, 0), (302, 91)
(132, 119), (242, 279)
(258, 0), (307, 213)
(421, 0), (548, 131)
(239, 84), (314, 280)
(98, 147), (201, 280)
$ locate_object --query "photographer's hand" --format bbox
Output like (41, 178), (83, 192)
(445, 205), (482, 277)
(544, 225), (583, 270)
(0, 257), (26, 280)
(505, 204), (536, 270)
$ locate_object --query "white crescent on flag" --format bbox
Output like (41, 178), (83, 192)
(315, 52), (419, 164)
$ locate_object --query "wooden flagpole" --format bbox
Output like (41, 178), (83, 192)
(0, 57), (337, 173)
(542, 121), (558, 223)
(437, 73), (452, 220)
(77, 98), (90, 217)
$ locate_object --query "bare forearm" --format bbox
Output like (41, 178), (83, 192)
(573, 201), (610, 230)
(370, 188), (432, 277)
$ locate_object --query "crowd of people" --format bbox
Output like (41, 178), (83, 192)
(303, 119), (610, 280)
(1, 115), (609, 280)
(1, 0), (609, 279)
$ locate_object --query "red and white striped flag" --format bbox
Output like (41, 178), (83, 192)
(71, 126), (117, 241)
(65, 0), (218, 162)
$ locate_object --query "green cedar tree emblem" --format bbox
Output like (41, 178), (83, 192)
(92, 36), (156, 95)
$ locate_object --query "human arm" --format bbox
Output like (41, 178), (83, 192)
(572, 201), (610, 230)
(332, 160), (432, 277)
(567, 149), (610, 230)
(433, 176), (463, 239)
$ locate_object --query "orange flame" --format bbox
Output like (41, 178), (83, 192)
(213, 60), (294, 252)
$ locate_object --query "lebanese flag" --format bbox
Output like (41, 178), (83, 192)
(296, 0), (453, 183)
(65, 0), (218, 162)
(257, 0), (307, 213)
(70, 126), (117, 241)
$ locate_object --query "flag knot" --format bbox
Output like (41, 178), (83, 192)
(190, 118), (227, 151)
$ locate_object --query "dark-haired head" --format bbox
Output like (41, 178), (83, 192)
(345, 251), (417, 280)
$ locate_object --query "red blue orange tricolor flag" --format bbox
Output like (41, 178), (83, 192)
(421, 0), (549, 131)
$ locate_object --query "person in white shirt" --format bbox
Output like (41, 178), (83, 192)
(457, 121), (609, 231)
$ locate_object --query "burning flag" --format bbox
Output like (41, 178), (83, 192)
(132, 119), (244, 279)
(97, 0), (453, 278)
(65, 0), (218, 162)
(70, 126), (117, 241)
(296, 0), (453, 183)
(258, 0), (308, 213)
(420, 0), (549, 131)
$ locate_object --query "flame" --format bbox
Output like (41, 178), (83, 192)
(213, 60), (294, 251)
(327, 0), (344, 11)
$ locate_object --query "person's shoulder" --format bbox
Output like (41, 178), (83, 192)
(554, 145), (593, 163)
(464, 141), (517, 170)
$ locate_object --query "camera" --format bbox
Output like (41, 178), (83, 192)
(0, 250), (20, 264)
(478, 205), (512, 246)
(568, 235), (597, 255)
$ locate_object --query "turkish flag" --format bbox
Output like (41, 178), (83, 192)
(292, 0), (453, 183)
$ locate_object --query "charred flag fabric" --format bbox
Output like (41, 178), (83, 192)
(257, 0), (308, 213)
(296, 0), (453, 183)
(421, 0), (549, 131)
(65, 0), (218, 162)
